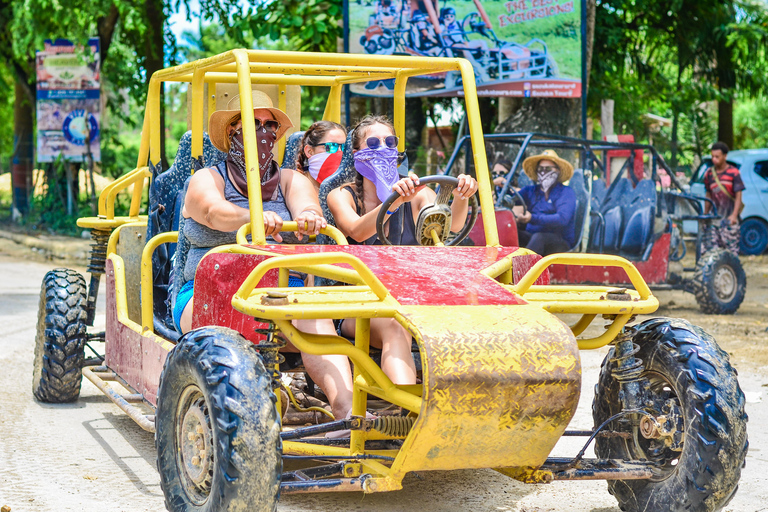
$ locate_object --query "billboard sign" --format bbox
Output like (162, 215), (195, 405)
(346, 0), (582, 98)
(36, 38), (101, 162)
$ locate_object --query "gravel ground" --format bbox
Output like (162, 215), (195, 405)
(1, 245), (766, 512)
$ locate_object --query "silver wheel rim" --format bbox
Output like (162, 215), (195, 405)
(176, 385), (215, 505)
(713, 265), (737, 301)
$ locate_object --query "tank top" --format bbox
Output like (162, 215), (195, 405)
(182, 161), (293, 282)
(341, 185), (418, 246)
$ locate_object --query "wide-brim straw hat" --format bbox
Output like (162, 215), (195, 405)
(522, 149), (574, 182)
(209, 90), (293, 152)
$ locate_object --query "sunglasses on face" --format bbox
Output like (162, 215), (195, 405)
(254, 117), (280, 133)
(313, 142), (345, 154)
(536, 165), (559, 174)
(366, 135), (399, 150)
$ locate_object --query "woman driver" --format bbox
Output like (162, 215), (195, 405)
(327, 115), (478, 385)
(172, 91), (354, 421)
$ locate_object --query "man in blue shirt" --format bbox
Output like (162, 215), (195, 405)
(515, 150), (576, 255)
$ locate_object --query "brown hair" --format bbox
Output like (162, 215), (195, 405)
(348, 115), (396, 213)
(296, 120), (346, 172)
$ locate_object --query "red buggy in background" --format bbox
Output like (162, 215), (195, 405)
(444, 132), (747, 314)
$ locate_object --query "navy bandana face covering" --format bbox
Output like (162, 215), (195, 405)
(353, 146), (400, 203)
(226, 127), (279, 200)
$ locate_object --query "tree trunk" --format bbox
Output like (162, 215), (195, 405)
(144, 0), (167, 169)
(12, 78), (34, 217)
(404, 97), (425, 169)
(717, 99), (734, 150)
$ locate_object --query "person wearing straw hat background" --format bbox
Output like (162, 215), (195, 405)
(173, 91), (356, 423)
(515, 149), (577, 256)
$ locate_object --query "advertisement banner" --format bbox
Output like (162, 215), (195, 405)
(346, 0), (582, 97)
(36, 38), (101, 162)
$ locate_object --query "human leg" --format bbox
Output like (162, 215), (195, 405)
(702, 223), (719, 254)
(294, 318), (354, 420)
(525, 232), (569, 255)
(341, 318), (417, 385)
(517, 229), (532, 248)
(722, 222), (742, 257)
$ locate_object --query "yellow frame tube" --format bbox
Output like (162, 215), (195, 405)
(105, 220), (147, 257)
(513, 253), (653, 298)
(350, 317), (371, 454)
(235, 221), (348, 246)
(233, 252), (391, 305)
(275, 320), (422, 413)
(234, 50), (267, 246)
(140, 232), (179, 332)
(570, 314), (597, 336)
(205, 244), (366, 285)
(191, 69), (206, 161)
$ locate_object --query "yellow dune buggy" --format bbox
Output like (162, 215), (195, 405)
(32, 50), (747, 512)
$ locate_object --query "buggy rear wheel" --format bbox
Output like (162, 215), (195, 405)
(693, 248), (746, 314)
(32, 268), (87, 403)
(156, 327), (281, 512)
(593, 318), (748, 512)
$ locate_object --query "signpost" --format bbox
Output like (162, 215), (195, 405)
(36, 38), (101, 163)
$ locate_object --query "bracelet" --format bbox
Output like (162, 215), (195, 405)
(386, 207), (399, 215)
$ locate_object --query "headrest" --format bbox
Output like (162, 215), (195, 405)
(281, 130), (305, 170)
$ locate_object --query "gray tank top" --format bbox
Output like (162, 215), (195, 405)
(182, 161), (292, 282)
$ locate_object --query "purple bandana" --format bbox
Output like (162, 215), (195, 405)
(354, 147), (399, 203)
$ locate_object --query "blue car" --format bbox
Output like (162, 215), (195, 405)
(689, 149), (768, 255)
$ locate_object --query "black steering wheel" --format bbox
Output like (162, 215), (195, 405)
(376, 175), (478, 246)
(500, 188), (528, 218)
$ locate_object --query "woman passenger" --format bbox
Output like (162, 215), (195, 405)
(515, 149), (576, 256)
(327, 115), (478, 385)
(172, 91), (353, 420)
(295, 121), (347, 193)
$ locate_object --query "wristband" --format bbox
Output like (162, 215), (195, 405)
(386, 207), (399, 215)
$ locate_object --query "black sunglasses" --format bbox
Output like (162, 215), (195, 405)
(366, 135), (399, 150)
(313, 142), (345, 154)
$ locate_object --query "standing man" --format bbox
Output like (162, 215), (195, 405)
(703, 141), (745, 256)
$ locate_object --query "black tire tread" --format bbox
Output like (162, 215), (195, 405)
(32, 268), (87, 403)
(693, 249), (746, 314)
(156, 327), (281, 512)
(593, 318), (748, 512)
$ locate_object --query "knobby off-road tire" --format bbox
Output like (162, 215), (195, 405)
(593, 318), (748, 512)
(156, 327), (281, 512)
(693, 248), (746, 314)
(32, 268), (88, 403)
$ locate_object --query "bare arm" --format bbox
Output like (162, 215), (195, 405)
(182, 168), (249, 232)
(281, 169), (327, 238)
(327, 187), (387, 242)
(729, 191), (743, 224)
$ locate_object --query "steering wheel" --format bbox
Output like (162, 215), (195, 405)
(499, 188), (528, 218)
(376, 175), (478, 246)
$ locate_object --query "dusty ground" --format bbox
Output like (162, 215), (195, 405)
(0, 239), (767, 512)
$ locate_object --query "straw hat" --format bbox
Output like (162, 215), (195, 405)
(522, 149), (574, 182)
(209, 90), (293, 152)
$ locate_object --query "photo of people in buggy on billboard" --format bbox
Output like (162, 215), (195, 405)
(347, 0), (582, 97)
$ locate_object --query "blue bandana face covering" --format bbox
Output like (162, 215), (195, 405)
(353, 146), (399, 203)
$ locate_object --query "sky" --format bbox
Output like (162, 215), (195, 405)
(168, 0), (204, 45)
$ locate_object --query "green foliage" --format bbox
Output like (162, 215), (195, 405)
(242, 0), (343, 52)
(589, 0), (768, 168)
(734, 98), (768, 149)
(0, 62), (14, 163)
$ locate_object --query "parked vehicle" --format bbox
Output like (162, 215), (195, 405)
(444, 133), (747, 314)
(687, 150), (768, 255)
(32, 51), (746, 512)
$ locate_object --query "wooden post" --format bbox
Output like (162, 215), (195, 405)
(601, 99), (614, 137)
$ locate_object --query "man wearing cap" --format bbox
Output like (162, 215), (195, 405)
(514, 150), (576, 256)
(173, 91), (356, 422)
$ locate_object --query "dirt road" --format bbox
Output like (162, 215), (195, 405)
(1, 250), (767, 512)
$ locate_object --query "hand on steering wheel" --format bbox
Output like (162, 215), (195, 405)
(376, 175), (478, 246)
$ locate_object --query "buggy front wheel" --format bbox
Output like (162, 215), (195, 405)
(593, 318), (748, 512)
(156, 327), (281, 512)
